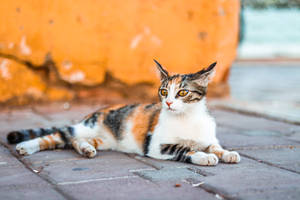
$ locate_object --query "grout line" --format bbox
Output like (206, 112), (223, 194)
(30, 107), (53, 121)
(199, 183), (242, 200)
(240, 153), (300, 175)
(125, 153), (161, 170)
(30, 157), (85, 165)
(225, 144), (300, 151)
(183, 178), (239, 200)
(57, 175), (139, 185)
(187, 167), (215, 177)
(213, 106), (300, 126)
(129, 168), (156, 172)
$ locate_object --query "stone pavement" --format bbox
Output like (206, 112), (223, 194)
(0, 101), (300, 200)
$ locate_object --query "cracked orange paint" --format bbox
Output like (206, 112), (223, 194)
(0, 0), (240, 104)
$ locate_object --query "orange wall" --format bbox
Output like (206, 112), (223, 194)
(0, 0), (240, 104)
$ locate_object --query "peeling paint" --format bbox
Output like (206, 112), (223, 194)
(0, 0), (239, 105)
(8, 42), (15, 49)
(20, 36), (32, 55)
(130, 34), (143, 49)
(68, 71), (85, 82)
(144, 26), (151, 35)
(26, 87), (43, 98)
(150, 36), (162, 46)
(130, 27), (162, 49)
(62, 60), (73, 70)
(0, 59), (11, 79)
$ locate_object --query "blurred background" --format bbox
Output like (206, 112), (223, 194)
(0, 0), (299, 124)
(225, 0), (300, 124)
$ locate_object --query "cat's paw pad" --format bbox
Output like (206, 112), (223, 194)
(222, 151), (240, 163)
(192, 152), (219, 166)
(80, 143), (97, 158)
(16, 141), (39, 156)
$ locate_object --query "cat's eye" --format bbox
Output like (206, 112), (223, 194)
(177, 89), (189, 97)
(160, 89), (168, 97)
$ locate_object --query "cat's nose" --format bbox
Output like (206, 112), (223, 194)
(166, 101), (173, 107)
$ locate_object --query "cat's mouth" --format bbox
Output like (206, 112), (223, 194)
(167, 107), (176, 112)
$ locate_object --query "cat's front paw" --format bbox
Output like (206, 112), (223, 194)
(16, 141), (39, 156)
(192, 152), (219, 166)
(80, 143), (97, 158)
(222, 151), (241, 163)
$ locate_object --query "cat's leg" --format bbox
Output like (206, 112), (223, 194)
(160, 144), (219, 166)
(71, 138), (98, 158)
(16, 132), (65, 155)
(206, 144), (240, 163)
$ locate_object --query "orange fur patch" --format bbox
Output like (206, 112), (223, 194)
(130, 105), (150, 148)
(130, 104), (161, 149)
(47, 135), (55, 149)
(39, 137), (49, 150)
(91, 138), (103, 149)
(206, 144), (227, 159)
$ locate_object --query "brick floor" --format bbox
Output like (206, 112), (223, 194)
(0, 100), (299, 200)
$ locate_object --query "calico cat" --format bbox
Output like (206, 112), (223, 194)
(7, 60), (240, 166)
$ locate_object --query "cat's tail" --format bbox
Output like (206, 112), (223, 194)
(7, 126), (74, 147)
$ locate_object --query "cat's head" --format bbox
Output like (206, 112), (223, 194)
(154, 59), (216, 115)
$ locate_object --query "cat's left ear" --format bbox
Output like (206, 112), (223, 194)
(187, 62), (217, 86)
(154, 59), (169, 81)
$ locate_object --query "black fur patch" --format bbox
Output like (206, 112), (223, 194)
(169, 144), (180, 154)
(174, 147), (191, 162)
(145, 103), (156, 110)
(160, 144), (171, 154)
(84, 112), (101, 128)
(67, 126), (75, 136)
(147, 109), (160, 133)
(143, 134), (152, 155)
(160, 144), (192, 163)
(143, 107), (161, 155)
(103, 104), (138, 140)
(7, 131), (24, 144)
(57, 126), (74, 148)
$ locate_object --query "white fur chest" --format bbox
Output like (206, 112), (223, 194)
(157, 110), (216, 143)
(148, 103), (218, 158)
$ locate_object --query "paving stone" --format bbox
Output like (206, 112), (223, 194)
(32, 102), (106, 125)
(0, 155), (65, 200)
(239, 147), (300, 173)
(0, 109), (51, 143)
(217, 127), (299, 149)
(195, 157), (300, 199)
(0, 164), (46, 187)
(22, 149), (84, 165)
(2, 102), (300, 199)
(211, 109), (300, 136)
(286, 131), (300, 143)
(242, 188), (300, 200)
(33, 151), (154, 184)
(59, 175), (217, 200)
(0, 144), (20, 167)
(130, 154), (190, 169)
(133, 167), (203, 182)
(0, 186), (65, 200)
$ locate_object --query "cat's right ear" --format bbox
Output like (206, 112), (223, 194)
(154, 59), (169, 81)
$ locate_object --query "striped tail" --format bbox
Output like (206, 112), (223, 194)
(7, 126), (75, 148)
